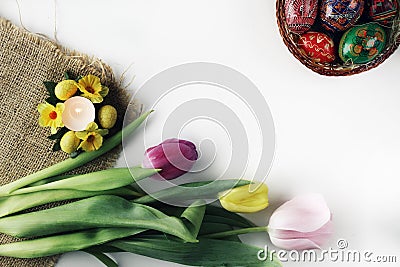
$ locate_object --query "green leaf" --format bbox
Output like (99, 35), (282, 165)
(149, 203), (254, 229)
(43, 81), (58, 105)
(100, 86), (109, 98)
(47, 127), (68, 140)
(52, 141), (61, 152)
(0, 195), (197, 242)
(198, 222), (242, 242)
(180, 200), (206, 238)
(152, 203), (255, 229)
(203, 214), (251, 229)
(10, 167), (158, 195)
(64, 72), (70, 80)
(109, 235), (282, 267)
(26, 174), (76, 187)
(205, 205), (257, 228)
(133, 179), (251, 204)
(0, 187), (140, 218)
(75, 75), (83, 82)
(43, 81), (57, 94)
(0, 228), (144, 258)
(69, 150), (82, 158)
(45, 96), (59, 106)
(83, 250), (118, 267)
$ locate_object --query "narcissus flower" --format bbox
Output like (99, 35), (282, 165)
(78, 75), (109, 103)
(37, 102), (65, 134)
(268, 193), (333, 250)
(219, 183), (269, 213)
(75, 122), (108, 152)
(142, 138), (198, 180)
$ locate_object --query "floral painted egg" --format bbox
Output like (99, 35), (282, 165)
(320, 0), (365, 32)
(285, 0), (318, 33)
(297, 32), (336, 63)
(339, 23), (386, 64)
(368, 0), (399, 24)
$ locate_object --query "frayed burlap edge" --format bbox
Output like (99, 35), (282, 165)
(0, 17), (133, 267)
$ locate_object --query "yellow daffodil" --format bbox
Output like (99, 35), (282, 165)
(37, 102), (65, 134)
(78, 75), (109, 103)
(219, 183), (269, 213)
(75, 122), (108, 152)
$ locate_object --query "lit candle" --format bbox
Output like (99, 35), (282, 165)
(62, 96), (95, 131)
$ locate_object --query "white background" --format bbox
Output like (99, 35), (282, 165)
(1, 0), (400, 266)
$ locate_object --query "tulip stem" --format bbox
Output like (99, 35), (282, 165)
(201, 226), (268, 239)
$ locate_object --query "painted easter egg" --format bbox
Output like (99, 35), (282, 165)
(297, 32), (336, 63)
(320, 0), (365, 32)
(339, 23), (386, 64)
(368, 0), (399, 24)
(285, 0), (319, 33)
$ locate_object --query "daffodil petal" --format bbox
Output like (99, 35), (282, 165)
(37, 103), (49, 113)
(92, 134), (103, 150)
(85, 122), (98, 131)
(87, 95), (103, 103)
(75, 131), (88, 140)
(79, 140), (95, 152)
(50, 126), (58, 134)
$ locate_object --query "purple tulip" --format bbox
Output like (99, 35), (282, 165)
(268, 194), (333, 250)
(142, 138), (198, 180)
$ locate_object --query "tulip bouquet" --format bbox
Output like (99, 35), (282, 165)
(0, 75), (334, 266)
(0, 111), (277, 266)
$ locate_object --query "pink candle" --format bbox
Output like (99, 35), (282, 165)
(62, 96), (95, 131)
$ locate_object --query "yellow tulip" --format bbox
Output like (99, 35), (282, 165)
(219, 183), (269, 213)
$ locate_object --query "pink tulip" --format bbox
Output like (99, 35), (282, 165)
(268, 193), (333, 250)
(142, 138), (198, 180)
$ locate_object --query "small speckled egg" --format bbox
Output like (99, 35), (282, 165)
(60, 131), (80, 154)
(98, 105), (117, 129)
(54, 80), (79, 100)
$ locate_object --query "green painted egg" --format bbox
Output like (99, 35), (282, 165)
(339, 23), (387, 64)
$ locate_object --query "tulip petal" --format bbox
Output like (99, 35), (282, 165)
(268, 220), (333, 247)
(268, 194), (330, 233)
(161, 138), (197, 151)
(270, 236), (321, 250)
(142, 139), (198, 180)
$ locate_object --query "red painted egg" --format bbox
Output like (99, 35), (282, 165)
(285, 0), (318, 33)
(368, 0), (398, 24)
(297, 32), (336, 63)
(320, 0), (365, 32)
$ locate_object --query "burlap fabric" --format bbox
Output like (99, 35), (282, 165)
(0, 18), (129, 266)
